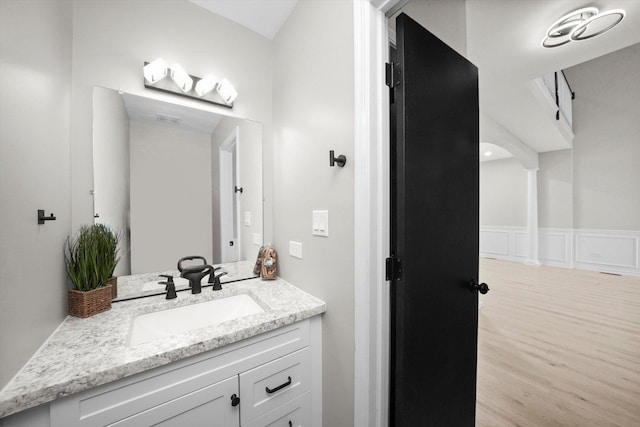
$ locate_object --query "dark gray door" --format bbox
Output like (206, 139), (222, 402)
(390, 13), (481, 426)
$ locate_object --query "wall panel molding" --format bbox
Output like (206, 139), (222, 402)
(480, 226), (640, 276)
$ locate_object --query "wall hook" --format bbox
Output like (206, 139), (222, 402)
(234, 186), (243, 194)
(330, 150), (346, 167)
(37, 209), (56, 225)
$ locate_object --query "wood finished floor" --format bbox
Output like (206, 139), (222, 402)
(476, 258), (640, 427)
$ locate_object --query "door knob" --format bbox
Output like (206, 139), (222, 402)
(470, 279), (489, 294)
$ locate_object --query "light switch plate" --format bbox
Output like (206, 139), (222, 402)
(312, 210), (329, 237)
(244, 211), (251, 226)
(289, 241), (303, 259)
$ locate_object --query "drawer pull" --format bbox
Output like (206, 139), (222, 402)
(265, 376), (292, 394)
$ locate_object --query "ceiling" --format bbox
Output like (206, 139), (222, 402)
(189, 0), (297, 39)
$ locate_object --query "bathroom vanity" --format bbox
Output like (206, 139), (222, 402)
(0, 278), (325, 426)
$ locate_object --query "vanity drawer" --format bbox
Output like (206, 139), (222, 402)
(243, 392), (310, 427)
(240, 348), (310, 424)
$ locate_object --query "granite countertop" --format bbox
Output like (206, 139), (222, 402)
(0, 278), (326, 418)
(114, 260), (258, 301)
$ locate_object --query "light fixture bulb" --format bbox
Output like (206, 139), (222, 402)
(170, 63), (193, 92)
(216, 78), (238, 104)
(143, 58), (168, 84)
(195, 74), (217, 97)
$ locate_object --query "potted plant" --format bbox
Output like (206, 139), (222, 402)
(64, 224), (120, 317)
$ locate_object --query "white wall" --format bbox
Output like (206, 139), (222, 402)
(538, 149), (572, 229)
(480, 158), (527, 226)
(92, 87), (131, 276)
(129, 121), (212, 273)
(566, 44), (640, 231)
(0, 0), (72, 387)
(272, 1), (355, 425)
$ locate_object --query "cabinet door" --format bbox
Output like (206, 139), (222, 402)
(107, 375), (239, 427)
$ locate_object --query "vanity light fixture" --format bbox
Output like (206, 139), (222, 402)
(143, 58), (168, 84)
(170, 63), (193, 92)
(143, 59), (236, 108)
(216, 78), (238, 104)
(542, 7), (625, 48)
(195, 74), (217, 96)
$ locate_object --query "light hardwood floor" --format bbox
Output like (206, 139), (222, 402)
(476, 258), (640, 427)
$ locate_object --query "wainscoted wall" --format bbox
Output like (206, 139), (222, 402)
(480, 226), (640, 276)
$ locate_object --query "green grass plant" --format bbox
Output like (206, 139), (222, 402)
(65, 224), (120, 291)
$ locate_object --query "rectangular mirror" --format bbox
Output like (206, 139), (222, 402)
(92, 87), (263, 301)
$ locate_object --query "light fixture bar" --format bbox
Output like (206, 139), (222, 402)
(142, 60), (236, 108)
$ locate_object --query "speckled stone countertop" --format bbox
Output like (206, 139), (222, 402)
(0, 278), (325, 418)
(114, 260), (258, 301)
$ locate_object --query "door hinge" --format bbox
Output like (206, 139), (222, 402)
(385, 62), (401, 88)
(385, 256), (402, 281)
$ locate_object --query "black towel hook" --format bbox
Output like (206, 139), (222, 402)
(330, 150), (346, 167)
(37, 209), (56, 225)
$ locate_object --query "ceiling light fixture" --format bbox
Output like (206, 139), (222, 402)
(484, 151), (492, 157)
(542, 7), (625, 48)
(142, 59), (236, 108)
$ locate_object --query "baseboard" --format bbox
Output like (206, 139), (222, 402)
(480, 226), (640, 276)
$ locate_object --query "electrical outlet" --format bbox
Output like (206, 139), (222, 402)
(289, 241), (303, 259)
(253, 233), (262, 245)
(244, 211), (251, 226)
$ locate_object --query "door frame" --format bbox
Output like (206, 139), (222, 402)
(219, 128), (240, 263)
(353, 1), (406, 426)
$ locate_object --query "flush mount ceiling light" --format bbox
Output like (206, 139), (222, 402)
(542, 7), (625, 48)
(142, 59), (236, 108)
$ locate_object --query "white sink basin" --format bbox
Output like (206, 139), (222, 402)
(141, 277), (190, 292)
(129, 294), (264, 346)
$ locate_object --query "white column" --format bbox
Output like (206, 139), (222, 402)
(525, 168), (541, 265)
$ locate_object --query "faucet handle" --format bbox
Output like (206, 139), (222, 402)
(212, 271), (228, 291)
(159, 274), (174, 290)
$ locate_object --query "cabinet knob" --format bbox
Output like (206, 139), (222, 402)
(230, 394), (240, 407)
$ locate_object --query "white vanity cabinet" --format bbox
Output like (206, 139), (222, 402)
(3, 317), (321, 427)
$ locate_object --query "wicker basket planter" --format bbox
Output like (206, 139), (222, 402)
(68, 284), (112, 318)
(107, 276), (118, 299)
